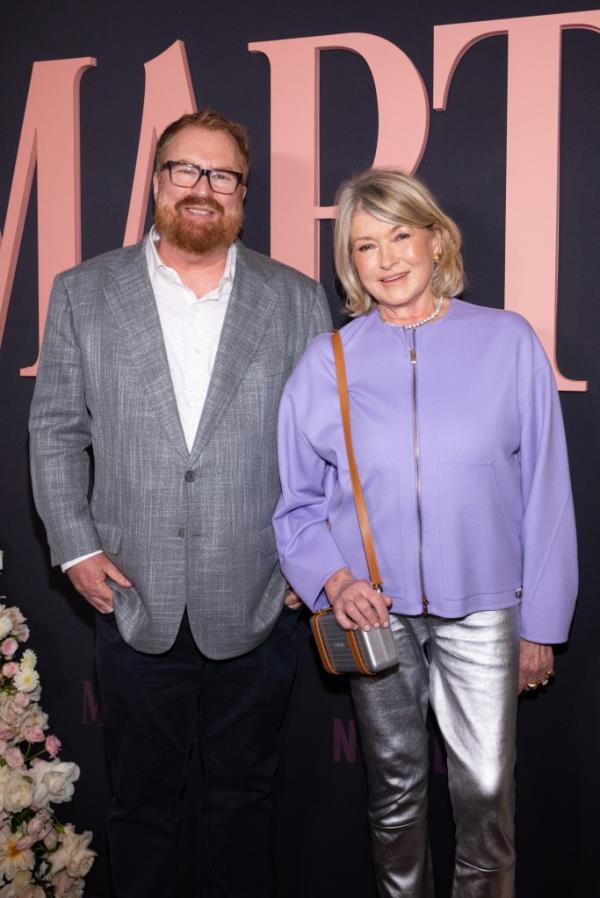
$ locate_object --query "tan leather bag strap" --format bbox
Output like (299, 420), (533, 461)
(331, 330), (383, 590)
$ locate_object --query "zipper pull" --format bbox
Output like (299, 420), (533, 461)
(422, 595), (429, 616)
(410, 347), (417, 365)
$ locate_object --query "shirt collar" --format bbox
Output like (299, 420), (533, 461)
(145, 225), (237, 301)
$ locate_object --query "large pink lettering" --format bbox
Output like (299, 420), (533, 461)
(434, 11), (600, 391)
(81, 680), (106, 726)
(332, 717), (357, 763)
(0, 58), (96, 376)
(249, 33), (429, 279)
(3, 43), (196, 378)
(124, 41), (197, 246)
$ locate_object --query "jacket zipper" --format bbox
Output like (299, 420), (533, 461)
(408, 331), (429, 616)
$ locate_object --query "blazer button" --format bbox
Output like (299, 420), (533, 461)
(185, 470), (196, 482)
(177, 528), (185, 538)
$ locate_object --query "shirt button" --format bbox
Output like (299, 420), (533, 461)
(185, 470), (196, 482)
(177, 528), (185, 538)
(515, 588), (523, 598)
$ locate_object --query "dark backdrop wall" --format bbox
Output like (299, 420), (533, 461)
(1, 2), (599, 896)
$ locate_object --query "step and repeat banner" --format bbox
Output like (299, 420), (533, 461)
(1, 1), (599, 895)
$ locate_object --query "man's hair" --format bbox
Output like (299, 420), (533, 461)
(154, 110), (250, 177)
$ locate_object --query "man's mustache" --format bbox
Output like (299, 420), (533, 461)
(175, 195), (224, 214)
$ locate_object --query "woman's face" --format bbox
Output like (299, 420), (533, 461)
(350, 209), (441, 322)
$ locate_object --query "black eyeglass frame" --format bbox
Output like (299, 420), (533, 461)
(158, 160), (245, 193)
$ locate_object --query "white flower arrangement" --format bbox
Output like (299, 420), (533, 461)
(0, 599), (95, 896)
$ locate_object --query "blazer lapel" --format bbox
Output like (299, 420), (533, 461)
(190, 243), (277, 460)
(103, 243), (189, 460)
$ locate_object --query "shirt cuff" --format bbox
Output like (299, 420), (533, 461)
(61, 550), (103, 573)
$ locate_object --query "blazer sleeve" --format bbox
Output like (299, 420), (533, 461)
(518, 358), (578, 643)
(307, 283), (333, 341)
(273, 349), (348, 609)
(29, 275), (100, 566)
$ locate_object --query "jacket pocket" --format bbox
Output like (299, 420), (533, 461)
(243, 359), (290, 382)
(438, 462), (521, 600)
(333, 466), (405, 597)
(94, 521), (122, 555)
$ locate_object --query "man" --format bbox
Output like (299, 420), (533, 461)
(29, 110), (331, 898)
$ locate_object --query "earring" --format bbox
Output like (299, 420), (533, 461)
(433, 252), (441, 263)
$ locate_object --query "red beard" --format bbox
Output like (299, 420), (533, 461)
(154, 195), (243, 254)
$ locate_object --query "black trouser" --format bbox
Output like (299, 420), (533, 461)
(95, 607), (298, 898)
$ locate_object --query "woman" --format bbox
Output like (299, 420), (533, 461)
(273, 169), (578, 897)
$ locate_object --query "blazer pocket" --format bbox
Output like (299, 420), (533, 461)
(438, 461), (521, 600)
(243, 359), (290, 382)
(94, 521), (122, 555)
(259, 524), (277, 557)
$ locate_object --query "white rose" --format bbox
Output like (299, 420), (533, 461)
(0, 617), (13, 641)
(51, 871), (85, 898)
(49, 826), (95, 878)
(0, 696), (25, 727)
(0, 767), (9, 798)
(1, 771), (33, 813)
(18, 706), (48, 743)
(15, 625), (30, 643)
(31, 760), (80, 809)
(7, 607), (25, 628)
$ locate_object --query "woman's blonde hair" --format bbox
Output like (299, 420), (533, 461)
(334, 168), (464, 316)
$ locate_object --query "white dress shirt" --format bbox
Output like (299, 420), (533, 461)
(62, 229), (236, 572)
(146, 227), (236, 451)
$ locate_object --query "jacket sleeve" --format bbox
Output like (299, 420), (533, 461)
(29, 275), (100, 567)
(308, 283), (333, 341)
(519, 358), (578, 643)
(273, 359), (347, 610)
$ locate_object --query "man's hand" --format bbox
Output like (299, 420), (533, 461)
(283, 589), (303, 611)
(66, 553), (132, 614)
(519, 638), (554, 694)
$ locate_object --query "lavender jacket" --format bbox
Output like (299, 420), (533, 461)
(273, 300), (578, 644)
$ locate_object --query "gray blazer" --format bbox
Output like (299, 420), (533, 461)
(29, 239), (331, 657)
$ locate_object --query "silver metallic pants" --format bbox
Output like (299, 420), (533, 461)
(351, 608), (520, 898)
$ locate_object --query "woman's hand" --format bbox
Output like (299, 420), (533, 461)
(519, 638), (554, 694)
(324, 567), (392, 631)
(283, 588), (303, 610)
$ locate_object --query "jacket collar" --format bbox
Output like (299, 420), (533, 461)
(102, 239), (278, 460)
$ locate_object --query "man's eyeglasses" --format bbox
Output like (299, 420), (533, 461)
(159, 161), (244, 195)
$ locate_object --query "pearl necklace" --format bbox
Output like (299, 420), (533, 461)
(380, 297), (445, 329)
